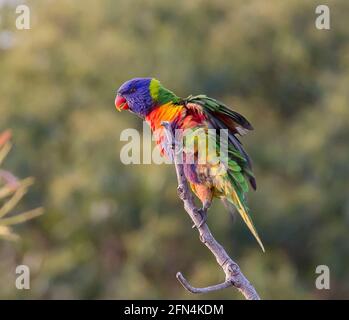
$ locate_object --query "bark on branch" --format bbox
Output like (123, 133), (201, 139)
(162, 121), (260, 300)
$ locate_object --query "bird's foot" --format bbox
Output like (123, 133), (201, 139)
(192, 207), (208, 229)
(177, 185), (186, 201)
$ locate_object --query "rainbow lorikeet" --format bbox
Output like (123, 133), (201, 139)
(115, 78), (264, 251)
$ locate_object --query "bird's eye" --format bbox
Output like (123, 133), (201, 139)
(129, 87), (136, 93)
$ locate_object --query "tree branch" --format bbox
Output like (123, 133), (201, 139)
(162, 121), (260, 300)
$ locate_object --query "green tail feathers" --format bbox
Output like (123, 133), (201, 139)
(227, 190), (265, 252)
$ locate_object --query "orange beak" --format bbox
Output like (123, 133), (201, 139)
(115, 95), (129, 111)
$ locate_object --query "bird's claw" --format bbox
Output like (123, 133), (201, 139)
(192, 208), (208, 229)
(177, 185), (185, 200)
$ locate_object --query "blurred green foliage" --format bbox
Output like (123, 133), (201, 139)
(0, 0), (348, 299)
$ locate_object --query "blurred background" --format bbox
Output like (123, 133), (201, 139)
(0, 0), (348, 299)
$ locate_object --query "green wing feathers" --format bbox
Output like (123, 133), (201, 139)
(185, 94), (264, 251)
(185, 94), (257, 189)
(185, 94), (254, 132)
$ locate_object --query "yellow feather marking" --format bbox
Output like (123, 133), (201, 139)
(149, 79), (160, 100)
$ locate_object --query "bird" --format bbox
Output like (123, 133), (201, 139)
(115, 77), (264, 252)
